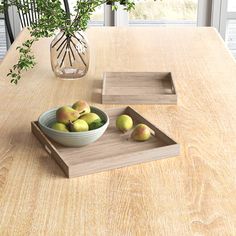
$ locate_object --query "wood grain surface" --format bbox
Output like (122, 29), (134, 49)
(0, 27), (236, 235)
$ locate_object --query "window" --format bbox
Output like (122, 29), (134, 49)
(0, 14), (7, 59)
(228, 0), (236, 12)
(1, 0), (235, 59)
(129, 0), (198, 26)
(225, 0), (236, 57)
(226, 20), (236, 57)
(89, 5), (104, 26)
(69, 0), (105, 26)
(211, 0), (236, 57)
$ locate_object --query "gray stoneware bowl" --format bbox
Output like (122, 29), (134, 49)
(38, 106), (109, 147)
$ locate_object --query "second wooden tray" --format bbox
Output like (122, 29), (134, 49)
(32, 106), (180, 178)
(102, 72), (177, 104)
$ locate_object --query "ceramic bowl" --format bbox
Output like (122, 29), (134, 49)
(38, 106), (109, 147)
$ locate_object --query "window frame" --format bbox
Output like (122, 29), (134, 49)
(212, 0), (236, 39)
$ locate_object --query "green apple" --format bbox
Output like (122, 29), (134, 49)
(51, 122), (69, 132)
(80, 113), (101, 126)
(69, 119), (89, 132)
(116, 114), (133, 132)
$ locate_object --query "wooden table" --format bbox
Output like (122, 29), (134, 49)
(0, 27), (236, 235)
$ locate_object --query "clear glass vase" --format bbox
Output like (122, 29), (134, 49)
(50, 31), (89, 79)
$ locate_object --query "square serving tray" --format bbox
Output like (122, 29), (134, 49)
(32, 106), (180, 178)
(102, 72), (177, 104)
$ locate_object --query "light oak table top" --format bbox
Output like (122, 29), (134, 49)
(0, 27), (236, 235)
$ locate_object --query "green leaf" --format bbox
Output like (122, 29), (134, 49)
(89, 119), (105, 130)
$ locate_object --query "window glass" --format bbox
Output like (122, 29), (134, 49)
(89, 5), (104, 26)
(227, 0), (236, 12)
(0, 17), (7, 59)
(129, 0), (198, 26)
(226, 20), (236, 58)
(68, 0), (104, 26)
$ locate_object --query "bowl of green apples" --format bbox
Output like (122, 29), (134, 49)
(38, 100), (109, 147)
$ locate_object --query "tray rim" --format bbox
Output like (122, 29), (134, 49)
(102, 72), (178, 105)
(32, 106), (180, 178)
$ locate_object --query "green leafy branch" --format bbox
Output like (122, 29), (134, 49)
(0, 0), (136, 84)
(7, 38), (37, 84)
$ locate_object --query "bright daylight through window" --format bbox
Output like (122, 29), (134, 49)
(129, 0), (198, 26)
(69, 0), (104, 25)
(226, 0), (236, 57)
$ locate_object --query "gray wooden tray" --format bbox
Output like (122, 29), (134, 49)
(32, 106), (180, 178)
(102, 72), (177, 104)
